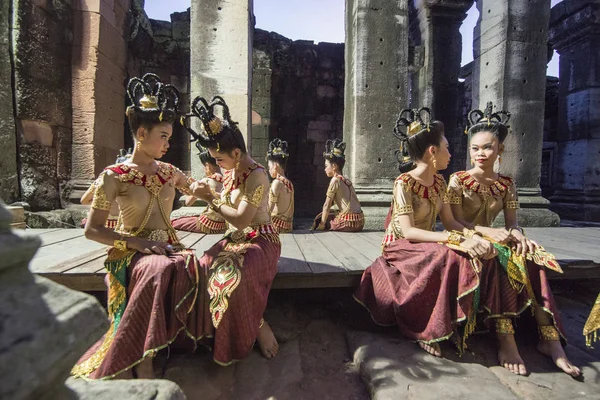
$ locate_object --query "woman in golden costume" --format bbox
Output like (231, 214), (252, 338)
(445, 102), (580, 377)
(184, 95), (281, 363)
(355, 108), (500, 358)
(171, 143), (226, 234)
(312, 138), (364, 231)
(265, 138), (294, 233)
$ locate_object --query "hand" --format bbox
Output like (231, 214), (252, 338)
(462, 237), (495, 259)
(509, 229), (539, 256)
(190, 181), (212, 201)
(488, 228), (511, 244)
(128, 237), (174, 255)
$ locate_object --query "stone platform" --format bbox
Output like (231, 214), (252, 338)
(25, 227), (600, 293)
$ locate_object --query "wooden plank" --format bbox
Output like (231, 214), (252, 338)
(332, 232), (382, 261)
(191, 234), (223, 256)
(313, 231), (371, 272)
(29, 236), (106, 273)
(42, 273), (107, 292)
(359, 231), (386, 247)
(38, 229), (85, 247)
(293, 230), (347, 273)
(272, 272), (361, 290)
(26, 228), (62, 235)
(179, 232), (205, 248)
(278, 234), (311, 274)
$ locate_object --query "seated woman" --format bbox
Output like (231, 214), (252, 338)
(183, 95), (281, 363)
(72, 74), (209, 380)
(266, 138), (294, 233)
(79, 149), (132, 229)
(354, 107), (500, 358)
(312, 138), (364, 231)
(171, 143), (226, 234)
(445, 102), (580, 377)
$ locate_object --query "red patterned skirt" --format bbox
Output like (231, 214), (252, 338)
(271, 215), (293, 233)
(197, 227), (281, 365)
(354, 239), (503, 347)
(73, 249), (208, 379)
(171, 213), (226, 234)
(312, 211), (364, 232)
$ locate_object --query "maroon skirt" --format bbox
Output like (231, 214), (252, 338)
(197, 232), (281, 365)
(171, 214), (226, 234)
(311, 211), (364, 232)
(354, 239), (502, 347)
(73, 250), (208, 379)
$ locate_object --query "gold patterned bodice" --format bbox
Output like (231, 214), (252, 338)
(383, 173), (446, 247)
(445, 171), (519, 227)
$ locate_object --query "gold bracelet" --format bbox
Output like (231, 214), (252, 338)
(496, 318), (515, 334)
(211, 198), (223, 211)
(464, 229), (482, 238)
(509, 226), (525, 236)
(539, 325), (560, 341)
(445, 230), (462, 246)
(113, 236), (128, 251)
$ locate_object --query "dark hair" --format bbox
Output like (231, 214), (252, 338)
(393, 108), (445, 173)
(323, 138), (346, 171)
(125, 73), (181, 139)
(196, 142), (217, 166)
(266, 138), (289, 170)
(466, 101), (511, 144)
(184, 96), (247, 154)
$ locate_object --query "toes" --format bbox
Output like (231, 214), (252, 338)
(518, 364), (528, 376)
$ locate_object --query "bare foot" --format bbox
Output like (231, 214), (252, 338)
(497, 333), (527, 376)
(537, 340), (581, 378)
(418, 341), (442, 357)
(257, 321), (279, 359)
(133, 358), (156, 379)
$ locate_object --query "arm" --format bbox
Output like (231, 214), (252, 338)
(84, 171), (171, 255)
(320, 177), (339, 227)
(268, 180), (281, 214)
(503, 183), (537, 255)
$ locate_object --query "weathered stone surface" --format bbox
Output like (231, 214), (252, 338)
(548, 0), (600, 221)
(0, 0), (19, 204)
(472, 0), (559, 226)
(190, 0), (253, 178)
(60, 378), (187, 400)
(25, 208), (81, 228)
(346, 330), (518, 400)
(19, 141), (61, 211)
(0, 201), (108, 400)
(344, 0), (409, 228)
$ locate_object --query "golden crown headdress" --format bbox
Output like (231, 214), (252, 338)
(183, 96), (238, 150)
(267, 138), (289, 159)
(126, 73), (180, 121)
(465, 101), (511, 135)
(393, 107), (432, 163)
(323, 138), (346, 160)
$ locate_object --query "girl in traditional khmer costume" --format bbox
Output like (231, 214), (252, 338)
(266, 138), (294, 233)
(170, 143), (226, 234)
(445, 102), (580, 377)
(183, 95), (281, 363)
(73, 74), (209, 379)
(354, 108), (501, 358)
(312, 138), (364, 231)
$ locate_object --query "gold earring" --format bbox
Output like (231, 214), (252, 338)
(498, 155), (502, 164)
(432, 158), (438, 170)
(235, 158), (240, 170)
(470, 159), (474, 166)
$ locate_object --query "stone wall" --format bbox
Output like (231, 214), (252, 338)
(11, 0), (73, 211)
(127, 7), (191, 172)
(0, 0), (19, 204)
(252, 29), (345, 217)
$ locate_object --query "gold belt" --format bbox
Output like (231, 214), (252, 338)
(118, 228), (171, 243)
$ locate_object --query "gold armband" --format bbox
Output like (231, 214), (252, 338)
(445, 230), (462, 246)
(113, 238), (128, 251)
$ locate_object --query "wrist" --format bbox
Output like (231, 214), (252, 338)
(445, 230), (463, 246)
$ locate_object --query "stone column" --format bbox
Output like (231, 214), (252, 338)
(70, 0), (131, 202)
(190, 0), (253, 179)
(548, 0), (600, 222)
(471, 0), (560, 226)
(344, 0), (409, 229)
(0, 0), (18, 204)
(410, 0), (473, 175)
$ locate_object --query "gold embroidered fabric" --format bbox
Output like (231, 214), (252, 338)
(325, 175), (362, 216)
(495, 318), (515, 334)
(241, 184), (264, 208)
(505, 201), (519, 209)
(326, 177), (339, 199)
(395, 203), (414, 215)
(445, 190), (462, 205)
(92, 182), (111, 211)
(584, 293), (600, 347)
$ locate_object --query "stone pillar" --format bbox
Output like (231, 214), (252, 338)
(0, 0), (19, 204)
(471, 0), (560, 226)
(410, 0), (473, 176)
(344, 0), (409, 229)
(548, 0), (600, 222)
(70, 0), (131, 202)
(190, 0), (253, 179)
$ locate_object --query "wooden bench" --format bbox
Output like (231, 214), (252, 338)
(25, 228), (600, 292)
